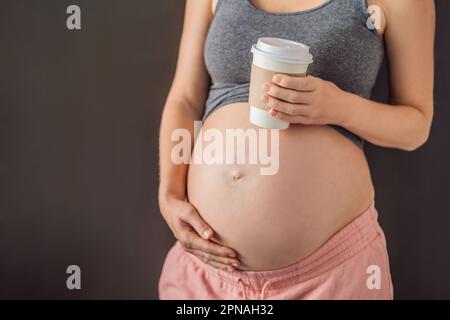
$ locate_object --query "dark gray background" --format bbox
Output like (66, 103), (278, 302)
(0, 0), (448, 299)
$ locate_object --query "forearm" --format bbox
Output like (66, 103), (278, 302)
(340, 92), (433, 151)
(159, 98), (202, 203)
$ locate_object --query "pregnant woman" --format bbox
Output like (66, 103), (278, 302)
(158, 0), (435, 300)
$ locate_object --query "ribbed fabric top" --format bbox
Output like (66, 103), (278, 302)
(203, 0), (385, 148)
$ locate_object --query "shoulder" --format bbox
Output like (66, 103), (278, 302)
(367, 0), (434, 36)
(183, 0), (214, 25)
(380, 0), (434, 11)
(185, 0), (214, 13)
(375, 0), (435, 25)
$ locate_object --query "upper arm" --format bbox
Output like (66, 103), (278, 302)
(382, 0), (435, 121)
(166, 0), (214, 113)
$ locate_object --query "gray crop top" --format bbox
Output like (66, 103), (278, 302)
(202, 0), (385, 148)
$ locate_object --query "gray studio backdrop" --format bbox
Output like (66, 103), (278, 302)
(0, 0), (448, 299)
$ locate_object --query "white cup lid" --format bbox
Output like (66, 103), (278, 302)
(251, 37), (313, 65)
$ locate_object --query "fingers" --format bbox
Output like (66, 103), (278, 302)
(187, 248), (240, 271)
(262, 94), (311, 116)
(262, 75), (319, 104)
(199, 258), (235, 272)
(272, 74), (317, 92)
(178, 229), (238, 258)
(164, 199), (241, 270)
(269, 108), (313, 125)
(263, 83), (312, 104)
(181, 205), (214, 240)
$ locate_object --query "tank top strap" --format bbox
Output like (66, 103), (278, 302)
(330, 0), (378, 33)
(353, 0), (383, 37)
(330, 0), (369, 19)
(215, 0), (244, 14)
(214, 0), (224, 14)
(358, 0), (372, 15)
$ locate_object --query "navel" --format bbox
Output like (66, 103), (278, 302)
(230, 167), (244, 181)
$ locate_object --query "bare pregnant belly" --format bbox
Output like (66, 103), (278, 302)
(187, 102), (375, 271)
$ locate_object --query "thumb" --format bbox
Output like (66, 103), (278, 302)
(183, 206), (214, 240)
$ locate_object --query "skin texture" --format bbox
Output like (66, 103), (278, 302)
(159, 0), (435, 271)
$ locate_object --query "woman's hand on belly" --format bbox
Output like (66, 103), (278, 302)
(159, 196), (240, 271)
(261, 74), (349, 126)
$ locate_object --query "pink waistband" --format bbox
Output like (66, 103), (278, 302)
(179, 200), (381, 291)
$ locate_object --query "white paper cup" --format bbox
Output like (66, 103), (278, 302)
(248, 37), (313, 129)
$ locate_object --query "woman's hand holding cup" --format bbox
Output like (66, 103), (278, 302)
(262, 74), (349, 126)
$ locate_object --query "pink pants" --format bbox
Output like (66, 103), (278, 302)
(159, 201), (393, 300)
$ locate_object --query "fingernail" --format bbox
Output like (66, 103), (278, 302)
(270, 109), (277, 116)
(228, 253), (237, 258)
(260, 95), (269, 103)
(262, 83), (271, 91)
(273, 75), (281, 84)
(232, 263), (239, 267)
(227, 266), (234, 272)
(202, 230), (211, 238)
